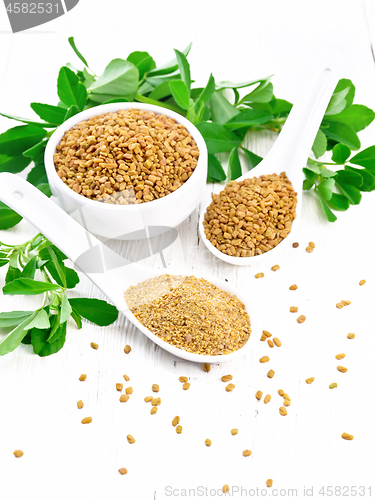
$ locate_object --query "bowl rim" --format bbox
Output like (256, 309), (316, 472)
(44, 101), (208, 211)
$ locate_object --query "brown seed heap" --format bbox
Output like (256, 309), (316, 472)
(203, 172), (297, 257)
(124, 275), (251, 355)
(54, 109), (200, 204)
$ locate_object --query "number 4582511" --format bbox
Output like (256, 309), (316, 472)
(6, 3), (59, 14)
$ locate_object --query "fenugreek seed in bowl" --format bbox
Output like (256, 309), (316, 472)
(124, 275), (251, 356)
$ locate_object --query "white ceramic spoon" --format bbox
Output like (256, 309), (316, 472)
(199, 53), (344, 266)
(0, 172), (252, 363)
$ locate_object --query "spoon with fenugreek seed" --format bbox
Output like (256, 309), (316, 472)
(0, 173), (252, 363)
(200, 53), (344, 266)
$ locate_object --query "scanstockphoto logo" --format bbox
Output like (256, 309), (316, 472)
(3, 0), (79, 33)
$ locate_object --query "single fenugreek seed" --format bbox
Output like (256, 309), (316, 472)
(81, 417), (92, 424)
(125, 387), (133, 395)
(262, 330), (272, 338)
(150, 407), (158, 415)
(203, 363), (211, 372)
(279, 407), (288, 416)
(13, 450), (23, 458)
(183, 382), (190, 391)
(341, 433), (354, 440)
(335, 353), (345, 360)
(347, 333), (355, 339)
(260, 356), (270, 363)
(283, 393), (291, 401)
(231, 428), (238, 435)
(297, 315), (306, 324)
(292, 242), (299, 248)
(255, 272), (264, 279)
(306, 246), (314, 253)
(260, 334), (267, 341)
(79, 374), (87, 381)
(271, 265), (280, 272)
(337, 366), (348, 373)
(176, 425), (182, 434)
(118, 468), (127, 475)
(90, 342), (98, 350)
(179, 376), (188, 383)
(124, 345), (131, 354)
(342, 300), (351, 306)
(283, 399), (291, 407)
(309, 241), (315, 248)
(359, 279), (366, 286)
(290, 306), (298, 313)
(77, 400), (84, 409)
(255, 390), (263, 400)
(120, 395), (129, 403)
(151, 397), (161, 406)
(226, 383), (235, 392)
(264, 394), (271, 404)
(205, 439), (212, 447)
(305, 377), (315, 384)
(266, 479), (273, 488)
(267, 339), (274, 348)
(336, 302), (344, 309)
(127, 435), (135, 444)
(123, 374), (130, 382)
(329, 383), (337, 389)
(144, 396), (153, 403)
(273, 337), (282, 347)
(116, 383), (123, 392)
(289, 284), (298, 290)
(223, 485), (229, 493)
(267, 370), (275, 379)
(172, 416), (180, 427)
(243, 449), (252, 457)
(152, 384), (159, 392)
(278, 389), (284, 397)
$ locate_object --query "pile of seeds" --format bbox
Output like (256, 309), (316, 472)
(203, 172), (297, 257)
(124, 275), (251, 355)
(53, 109), (200, 205)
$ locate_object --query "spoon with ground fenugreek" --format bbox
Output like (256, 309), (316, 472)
(0, 172), (252, 363)
(200, 53), (344, 266)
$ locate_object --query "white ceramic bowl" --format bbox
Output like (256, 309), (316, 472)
(44, 102), (208, 239)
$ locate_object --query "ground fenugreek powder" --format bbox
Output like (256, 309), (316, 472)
(54, 109), (199, 205)
(124, 275), (251, 355)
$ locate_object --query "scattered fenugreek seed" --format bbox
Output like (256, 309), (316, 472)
(292, 242), (299, 248)
(273, 337), (282, 347)
(81, 417), (92, 424)
(283, 399), (291, 407)
(183, 382), (190, 391)
(255, 390), (263, 400)
(297, 315), (306, 323)
(124, 345), (131, 354)
(336, 302), (344, 309)
(359, 279), (366, 286)
(342, 300), (351, 305)
(279, 407), (288, 416)
(267, 370), (275, 379)
(125, 387), (133, 395)
(13, 450), (23, 458)
(243, 449), (252, 457)
(290, 306), (298, 313)
(77, 400), (84, 409)
(226, 383), (235, 392)
(255, 273), (264, 279)
(329, 383), (337, 389)
(305, 377), (315, 384)
(266, 479), (273, 488)
(335, 353), (345, 360)
(120, 395), (129, 403)
(152, 384), (159, 393)
(271, 265), (280, 271)
(267, 339), (274, 348)
(123, 374), (130, 382)
(347, 333), (355, 339)
(90, 342), (98, 350)
(79, 374), (87, 381)
(144, 396), (153, 403)
(151, 397), (161, 406)
(289, 284), (298, 290)
(116, 383), (123, 392)
(263, 330), (272, 338)
(337, 366), (348, 373)
(127, 435), (135, 444)
(260, 356), (270, 363)
(260, 333), (267, 341)
(176, 425), (182, 434)
(150, 407), (158, 415)
(264, 394), (271, 404)
(231, 428), (238, 435)
(306, 246), (314, 253)
(203, 363), (211, 372)
(283, 393), (291, 401)
(341, 433), (354, 440)
(309, 241), (315, 248)
(179, 376), (188, 383)
(223, 485), (229, 493)
(205, 439), (212, 447)
(118, 468), (127, 475)
(278, 389), (284, 397)
(172, 416), (180, 427)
